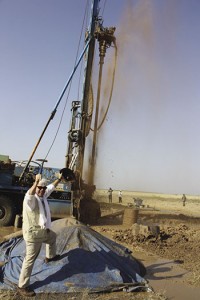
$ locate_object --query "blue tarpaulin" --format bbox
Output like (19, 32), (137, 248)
(0, 218), (148, 293)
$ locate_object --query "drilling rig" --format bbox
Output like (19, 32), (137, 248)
(0, 0), (117, 226)
(65, 1), (116, 224)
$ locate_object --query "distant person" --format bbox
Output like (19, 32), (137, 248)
(118, 190), (122, 203)
(18, 172), (63, 297)
(182, 194), (187, 206)
(108, 187), (113, 203)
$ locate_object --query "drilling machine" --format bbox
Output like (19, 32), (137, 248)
(65, 7), (116, 224)
(0, 0), (117, 226)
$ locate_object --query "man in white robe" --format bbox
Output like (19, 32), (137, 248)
(18, 172), (63, 297)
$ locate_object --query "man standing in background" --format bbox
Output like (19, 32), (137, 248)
(182, 194), (187, 206)
(118, 190), (122, 203)
(108, 187), (113, 203)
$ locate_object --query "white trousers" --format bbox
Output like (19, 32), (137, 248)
(18, 229), (56, 288)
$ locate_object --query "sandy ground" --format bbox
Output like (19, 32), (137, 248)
(0, 191), (200, 299)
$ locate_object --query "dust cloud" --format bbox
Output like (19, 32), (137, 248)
(86, 0), (160, 185)
(85, 0), (187, 193)
(113, 0), (160, 113)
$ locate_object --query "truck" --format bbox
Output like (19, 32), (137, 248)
(0, 154), (72, 226)
(0, 0), (116, 227)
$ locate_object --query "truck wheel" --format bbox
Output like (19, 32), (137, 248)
(0, 196), (16, 226)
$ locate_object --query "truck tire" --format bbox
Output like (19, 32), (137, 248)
(0, 196), (16, 226)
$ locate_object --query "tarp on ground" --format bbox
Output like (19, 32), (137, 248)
(0, 218), (148, 293)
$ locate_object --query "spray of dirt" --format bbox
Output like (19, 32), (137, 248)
(84, 0), (179, 188)
(108, 0), (180, 121)
(112, 0), (158, 112)
(83, 0), (158, 186)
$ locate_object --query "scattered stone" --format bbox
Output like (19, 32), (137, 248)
(131, 224), (160, 238)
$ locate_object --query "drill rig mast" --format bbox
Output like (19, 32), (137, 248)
(65, 0), (116, 223)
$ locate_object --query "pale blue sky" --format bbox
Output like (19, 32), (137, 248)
(1, 0), (200, 195)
